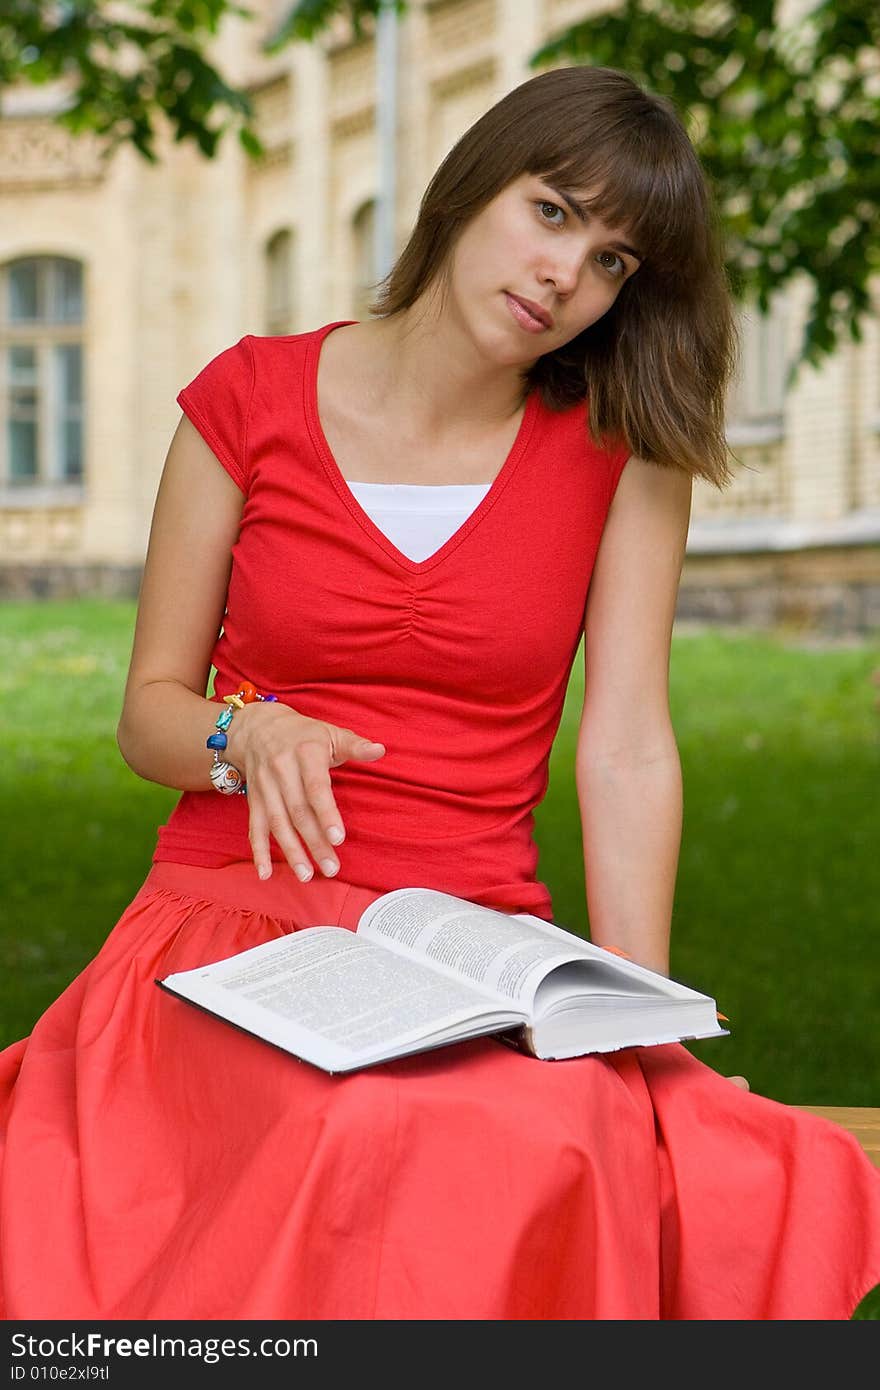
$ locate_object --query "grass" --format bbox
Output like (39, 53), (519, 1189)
(852, 1283), (880, 1319)
(1, 599), (878, 1107)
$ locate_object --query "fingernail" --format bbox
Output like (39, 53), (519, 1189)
(294, 863), (313, 882)
(258, 865), (271, 880)
(327, 826), (344, 845)
(321, 858), (339, 877)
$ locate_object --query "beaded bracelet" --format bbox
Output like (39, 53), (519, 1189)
(206, 680), (278, 796)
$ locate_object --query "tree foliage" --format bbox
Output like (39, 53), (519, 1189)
(1, 1), (262, 160)
(3, 0), (878, 373)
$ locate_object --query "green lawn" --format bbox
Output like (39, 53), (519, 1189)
(1, 599), (878, 1105)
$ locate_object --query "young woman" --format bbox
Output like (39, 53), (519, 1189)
(2, 65), (879, 1321)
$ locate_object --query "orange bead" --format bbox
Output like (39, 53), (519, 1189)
(238, 681), (259, 704)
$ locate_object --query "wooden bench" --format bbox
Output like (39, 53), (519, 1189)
(798, 1108), (880, 1168)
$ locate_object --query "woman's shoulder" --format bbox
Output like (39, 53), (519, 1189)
(244, 322), (354, 390)
(248, 322), (355, 358)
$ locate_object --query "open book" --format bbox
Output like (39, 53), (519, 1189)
(156, 887), (728, 1074)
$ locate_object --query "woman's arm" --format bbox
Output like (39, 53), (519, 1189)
(115, 413), (247, 789)
(575, 455), (693, 976)
(116, 414), (386, 881)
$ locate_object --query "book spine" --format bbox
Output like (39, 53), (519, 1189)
(496, 1025), (539, 1059)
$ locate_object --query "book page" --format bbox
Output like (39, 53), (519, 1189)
(161, 927), (522, 1063)
(510, 911), (705, 999)
(531, 959), (660, 1016)
(357, 889), (606, 1011)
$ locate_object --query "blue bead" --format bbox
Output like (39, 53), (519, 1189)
(206, 732), (228, 751)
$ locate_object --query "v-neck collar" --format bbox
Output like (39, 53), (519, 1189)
(303, 320), (541, 577)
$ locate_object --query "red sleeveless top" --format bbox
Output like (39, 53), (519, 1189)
(152, 322), (630, 919)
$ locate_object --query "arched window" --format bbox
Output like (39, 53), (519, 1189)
(265, 229), (294, 336)
(2, 256), (84, 491)
(352, 199), (377, 322)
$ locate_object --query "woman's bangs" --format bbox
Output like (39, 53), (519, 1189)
(537, 131), (702, 274)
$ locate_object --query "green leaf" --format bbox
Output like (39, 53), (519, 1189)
(238, 124), (264, 158)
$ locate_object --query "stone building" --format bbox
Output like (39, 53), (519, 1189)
(1, 0), (878, 631)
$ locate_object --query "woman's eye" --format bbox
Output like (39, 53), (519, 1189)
(597, 250), (626, 278)
(537, 200), (565, 227)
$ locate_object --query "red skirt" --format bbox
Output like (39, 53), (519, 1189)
(2, 858), (879, 1320)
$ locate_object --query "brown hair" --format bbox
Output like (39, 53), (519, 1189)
(367, 66), (739, 488)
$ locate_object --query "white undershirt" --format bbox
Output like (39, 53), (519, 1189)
(345, 480), (492, 563)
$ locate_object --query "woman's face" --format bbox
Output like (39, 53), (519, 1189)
(442, 172), (643, 363)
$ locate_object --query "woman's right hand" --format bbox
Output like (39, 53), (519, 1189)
(227, 702), (386, 882)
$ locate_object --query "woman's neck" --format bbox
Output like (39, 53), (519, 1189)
(343, 308), (531, 438)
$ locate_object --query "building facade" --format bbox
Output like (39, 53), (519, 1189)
(1, 0), (878, 631)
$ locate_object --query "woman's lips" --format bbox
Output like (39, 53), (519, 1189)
(504, 292), (551, 333)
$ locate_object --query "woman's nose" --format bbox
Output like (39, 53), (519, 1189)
(541, 252), (582, 297)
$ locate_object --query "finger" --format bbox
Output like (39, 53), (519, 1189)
(265, 748), (340, 879)
(246, 791), (275, 880)
(296, 742), (347, 874)
(350, 738), (385, 759)
(725, 1075), (750, 1091)
(248, 780), (315, 883)
(325, 723), (385, 768)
